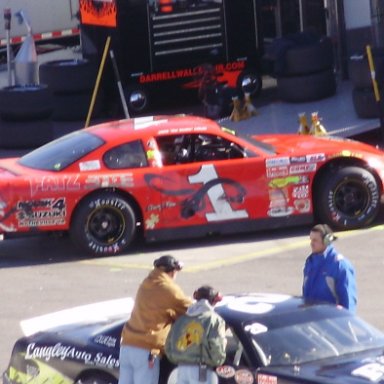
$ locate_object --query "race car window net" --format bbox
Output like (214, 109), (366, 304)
(246, 310), (384, 367)
(18, 132), (105, 171)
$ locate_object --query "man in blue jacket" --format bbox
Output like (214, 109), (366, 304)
(302, 224), (357, 312)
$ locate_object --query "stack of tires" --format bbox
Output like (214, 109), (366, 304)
(39, 59), (100, 121)
(276, 37), (336, 102)
(0, 84), (54, 148)
(349, 50), (384, 118)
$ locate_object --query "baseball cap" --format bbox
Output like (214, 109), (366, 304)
(194, 285), (222, 305)
(153, 255), (183, 272)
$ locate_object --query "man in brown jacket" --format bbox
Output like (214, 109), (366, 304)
(118, 255), (192, 384)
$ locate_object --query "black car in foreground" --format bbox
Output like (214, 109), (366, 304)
(4, 293), (384, 384)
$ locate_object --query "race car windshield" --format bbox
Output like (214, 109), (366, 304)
(248, 310), (384, 366)
(220, 126), (275, 154)
(18, 131), (105, 171)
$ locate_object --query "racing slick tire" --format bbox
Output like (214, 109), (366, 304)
(0, 119), (53, 149)
(352, 87), (380, 118)
(39, 59), (97, 93)
(277, 69), (336, 102)
(283, 37), (334, 76)
(70, 192), (137, 256)
(0, 84), (53, 121)
(315, 166), (381, 229)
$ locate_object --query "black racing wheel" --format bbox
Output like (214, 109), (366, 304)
(315, 166), (380, 229)
(70, 192), (137, 256)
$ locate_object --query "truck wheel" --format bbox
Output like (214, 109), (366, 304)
(315, 166), (380, 229)
(283, 38), (334, 76)
(70, 192), (137, 256)
(0, 85), (53, 121)
(124, 86), (149, 114)
(39, 59), (96, 93)
(352, 87), (380, 118)
(277, 69), (336, 102)
(236, 69), (262, 98)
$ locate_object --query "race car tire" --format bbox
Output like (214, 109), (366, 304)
(277, 69), (336, 102)
(348, 51), (384, 88)
(315, 166), (380, 229)
(0, 84), (53, 121)
(0, 119), (53, 149)
(352, 87), (380, 119)
(39, 59), (97, 93)
(236, 69), (262, 98)
(283, 38), (334, 76)
(70, 192), (137, 256)
(51, 91), (102, 121)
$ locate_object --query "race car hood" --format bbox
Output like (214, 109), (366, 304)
(259, 349), (384, 383)
(254, 134), (384, 158)
(0, 158), (29, 177)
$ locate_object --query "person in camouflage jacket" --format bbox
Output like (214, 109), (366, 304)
(165, 285), (226, 384)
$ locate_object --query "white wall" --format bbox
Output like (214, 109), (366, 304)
(0, 0), (79, 39)
(343, 0), (371, 29)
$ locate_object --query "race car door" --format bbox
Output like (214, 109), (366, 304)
(151, 132), (270, 233)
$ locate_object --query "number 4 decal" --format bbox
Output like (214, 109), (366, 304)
(188, 164), (249, 222)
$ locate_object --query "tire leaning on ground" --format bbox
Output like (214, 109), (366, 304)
(283, 37), (334, 76)
(0, 84), (53, 121)
(352, 87), (380, 118)
(39, 59), (97, 93)
(277, 68), (336, 102)
(70, 192), (137, 256)
(315, 166), (381, 229)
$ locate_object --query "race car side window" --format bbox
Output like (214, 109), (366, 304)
(104, 140), (148, 169)
(156, 134), (246, 165)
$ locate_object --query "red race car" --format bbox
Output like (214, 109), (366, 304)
(0, 115), (383, 256)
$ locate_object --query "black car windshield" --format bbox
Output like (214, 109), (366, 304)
(220, 125), (276, 155)
(247, 309), (384, 366)
(18, 131), (105, 171)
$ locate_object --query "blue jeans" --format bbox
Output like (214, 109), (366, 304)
(118, 345), (160, 384)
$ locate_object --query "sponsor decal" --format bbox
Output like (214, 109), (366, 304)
(266, 166), (289, 178)
(290, 156), (307, 163)
(145, 213), (160, 229)
(257, 374), (278, 384)
(292, 185), (309, 199)
(268, 175), (309, 188)
(306, 153), (326, 162)
(17, 198), (66, 227)
(289, 163), (317, 174)
(85, 174), (134, 189)
(244, 323), (268, 335)
(352, 363), (384, 381)
(266, 157), (290, 168)
(268, 206), (294, 217)
(79, 160), (101, 171)
(294, 199), (311, 213)
(216, 366), (236, 379)
(146, 201), (176, 212)
(234, 369), (254, 384)
(94, 335), (117, 348)
(25, 342), (119, 368)
(30, 176), (81, 197)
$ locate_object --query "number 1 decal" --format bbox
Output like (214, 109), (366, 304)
(188, 164), (249, 222)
